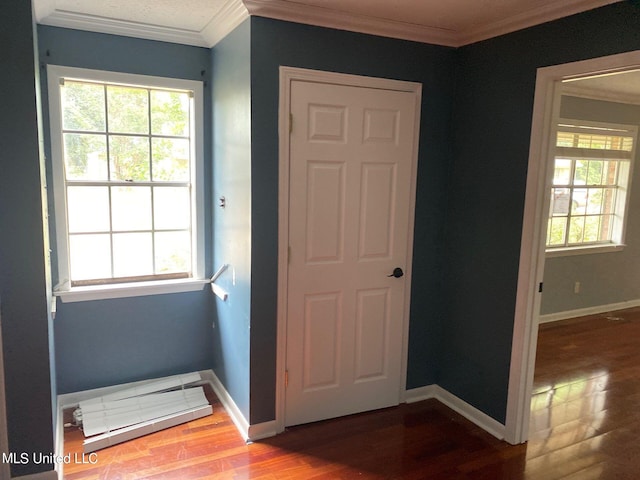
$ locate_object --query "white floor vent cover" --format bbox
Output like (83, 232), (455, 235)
(74, 372), (212, 453)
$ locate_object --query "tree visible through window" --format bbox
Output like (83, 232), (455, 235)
(547, 120), (637, 251)
(48, 67), (203, 289)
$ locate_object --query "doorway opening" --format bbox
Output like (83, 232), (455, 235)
(507, 50), (640, 445)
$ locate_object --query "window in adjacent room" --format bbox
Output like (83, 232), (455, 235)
(546, 119), (637, 254)
(47, 66), (204, 297)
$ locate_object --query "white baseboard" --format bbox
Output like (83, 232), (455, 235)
(405, 384), (506, 441)
(403, 384), (438, 404)
(247, 420), (278, 442)
(201, 370), (277, 442)
(200, 370), (249, 440)
(56, 373), (504, 464)
(539, 298), (640, 324)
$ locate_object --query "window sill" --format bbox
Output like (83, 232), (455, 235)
(545, 244), (626, 258)
(54, 278), (209, 303)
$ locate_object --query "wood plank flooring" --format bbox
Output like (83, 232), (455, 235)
(62, 307), (640, 479)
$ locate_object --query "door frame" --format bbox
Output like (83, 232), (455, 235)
(505, 50), (640, 445)
(275, 66), (422, 432)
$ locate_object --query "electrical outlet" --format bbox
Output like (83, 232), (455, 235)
(574, 281), (581, 294)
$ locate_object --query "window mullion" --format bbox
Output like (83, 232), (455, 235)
(563, 158), (578, 247)
(66, 180), (188, 187)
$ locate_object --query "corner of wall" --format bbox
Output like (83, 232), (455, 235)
(405, 385), (506, 441)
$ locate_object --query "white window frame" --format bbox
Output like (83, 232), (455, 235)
(47, 65), (206, 302)
(546, 118), (637, 257)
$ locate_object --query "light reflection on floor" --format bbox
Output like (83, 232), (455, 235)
(527, 370), (609, 460)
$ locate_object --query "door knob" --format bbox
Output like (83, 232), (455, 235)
(388, 267), (404, 278)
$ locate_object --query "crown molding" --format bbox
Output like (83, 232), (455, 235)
(32, 0), (56, 22)
(202, 0), (250, 47)
(34, 0), (248, 48)
(36, 10), (210, 47)
(457, 0), (622, 46)
(33, 0), (624, 49)
(244, 0), (622, 48)
(243, 0), (459, 47)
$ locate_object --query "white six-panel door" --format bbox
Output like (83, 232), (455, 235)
(285, 78), (419, 426)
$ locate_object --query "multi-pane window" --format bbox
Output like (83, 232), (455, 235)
(546, 120), (637, 251)
(48, 66), (203, 290)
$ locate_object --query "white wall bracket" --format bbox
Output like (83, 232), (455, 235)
(210, 264), (229, 300)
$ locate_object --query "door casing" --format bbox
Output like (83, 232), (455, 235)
(276, 66), (422, 433)
(506, 49), (640, 445)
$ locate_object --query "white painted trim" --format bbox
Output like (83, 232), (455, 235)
(276, 66), (422, 433)
(275, 68), (291, 436)
(405, 385), (505, 441)
(191, 75), (206, 282)
(247, 421), (278, 442)
(47, 65), (69, 295)
(281, 67), (426, 93)
(32, 0), (55, 25)
(33, 0), (621, 48)
(403, 384), (438, 404)
(201, 370), (278, 442)
(55, 279), (208, 303)
(244, 0), (619, 48)
(545, 243), (626, 257)
(46, 65), (206, 298)
(399, 81), (423, 402)
(540, 298), (640, 324)
(201, 370), (249, 441)
(457, 0), (621, 46)
(37, 10), (210, 47)
(201, 0), (249, 47)
(507, 50), (640, 446)
(244, 0), (458, 47)
(35, 0), (247, 48)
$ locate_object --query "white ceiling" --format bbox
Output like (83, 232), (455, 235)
(563, 69), (640, 105)
(33, 0), (622, 49)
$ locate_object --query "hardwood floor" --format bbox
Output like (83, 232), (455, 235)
(62, 307), (640, 479)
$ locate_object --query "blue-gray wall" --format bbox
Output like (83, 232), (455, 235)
(445, 2), (640, 423)
(0, 1), (55, 477)
(53, 293), (216, 392)
(37, 26), (217, 394)
(249, 17), (456, 423)
(542, 96), (640, 315)
(211, 19), (252, 420)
